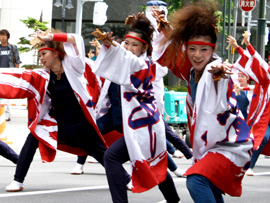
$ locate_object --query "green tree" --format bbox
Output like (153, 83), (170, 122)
(18, 15), (49, 69)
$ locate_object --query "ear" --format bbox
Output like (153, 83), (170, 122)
(53, 51), (59, 58)
(142, 44), (149, 54)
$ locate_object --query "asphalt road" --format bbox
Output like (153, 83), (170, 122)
(0, 105), (270, 203)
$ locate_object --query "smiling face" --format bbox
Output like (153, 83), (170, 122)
(123, 32), (148, 57)
(39, 47), (60, 69)
(238, 73), (249, 87)
(186, 36), (215, 72)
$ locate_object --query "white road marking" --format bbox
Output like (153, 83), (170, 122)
(250, 172), (270, 176)
(0, 178), (186, 198)
(0, 185), (109, 198)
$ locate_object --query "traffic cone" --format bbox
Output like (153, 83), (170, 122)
(0, 105), (12, 144)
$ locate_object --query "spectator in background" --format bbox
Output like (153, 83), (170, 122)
(87, 49), (97, 61)
(0, 29), (21, 121)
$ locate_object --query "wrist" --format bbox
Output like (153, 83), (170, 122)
(49, 33), (53, 41)
(52, 33), (68, 42)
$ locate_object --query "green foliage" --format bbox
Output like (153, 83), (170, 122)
(165, 0), (183, 14)
(18, 17), (49, 54)
(20, 17), (49, 31)
(163, 74), (187, 91)
(18, 47), (31, 53)
(165, 84), (188, 92)
(18, 16), (49, 68)
(17, 37), (30, 45)
(139, 5), (146, 11)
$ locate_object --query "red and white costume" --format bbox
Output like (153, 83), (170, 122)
(0, 34), (106, 162)
(92, 43), (167, 193)
(152, 32), (253, 196)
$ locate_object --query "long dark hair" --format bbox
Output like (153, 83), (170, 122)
(161, 0), (219, 70)
(126, 14), (155, 56)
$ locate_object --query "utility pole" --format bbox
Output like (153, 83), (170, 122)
(257, 0), (266, 59)
(221, 0), (227, 61)
(230, 0), (239, 63)
(227, 0), (232, 60)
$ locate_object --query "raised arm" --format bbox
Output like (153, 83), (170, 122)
(32, 29), (79, 55)
(89, 39), (101, 57)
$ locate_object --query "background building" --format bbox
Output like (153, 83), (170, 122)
(52, 0), (147, 55)
(1, 0), (270, 68)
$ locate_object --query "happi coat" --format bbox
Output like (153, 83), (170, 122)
(152, 32), (253, 196)
(234, 45), (270, 155)
(92, 43), (167, 193)
(0, 34), (106, 162)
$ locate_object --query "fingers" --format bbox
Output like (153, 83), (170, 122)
(208, 65), (232, 81)
(137, 12), (144, 18)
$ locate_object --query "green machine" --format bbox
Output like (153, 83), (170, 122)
(164, 91), (188, 124)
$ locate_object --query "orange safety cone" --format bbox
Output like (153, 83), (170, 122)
(0, 104), (12, 144)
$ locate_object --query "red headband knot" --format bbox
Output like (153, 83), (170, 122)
(38, 47), (65, 59)
(187, 41), (216, 48)
(124, 35), (148, 45)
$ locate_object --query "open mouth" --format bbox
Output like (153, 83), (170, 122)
(194, 59), (203, 65)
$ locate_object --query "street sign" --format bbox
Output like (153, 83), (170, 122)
(239, 0), (256, 12)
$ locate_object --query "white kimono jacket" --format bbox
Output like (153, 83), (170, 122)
(93, 43), (167, 193)
(0, 34), (106, 162)
(152, 32), (253, 197)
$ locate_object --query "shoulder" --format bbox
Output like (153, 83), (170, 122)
(12, 44), (18, 49)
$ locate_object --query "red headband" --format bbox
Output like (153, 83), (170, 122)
(124, 35), (148, 45)
(187, 41), (216, 48)
(38, 47), (64, 59)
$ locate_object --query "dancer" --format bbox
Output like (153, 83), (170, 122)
(224, 60), (254, 121)
(0, 140), (18, 164)
(233, 71), (253, 120)
(152, 1), (253, 202)
(1, 30), (110, 192)
(92, 13), (180, 203)
(227, 34), (270, 176)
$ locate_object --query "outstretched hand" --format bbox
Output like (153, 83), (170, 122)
(30, 28), (51, 47)
(31, 28), (52, 42)
(226, 36), (238, 50)
(241, 31), (251, 46)
(208, 64), (233, 81)
(89, 39), (101, 48)
(151, 6), (170, 32)
(223, 59), (234, 69)
(234, 84), (241, 96)
(91, 29), (116, 47)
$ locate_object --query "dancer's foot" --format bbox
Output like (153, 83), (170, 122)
(6, 180), (23, 192)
